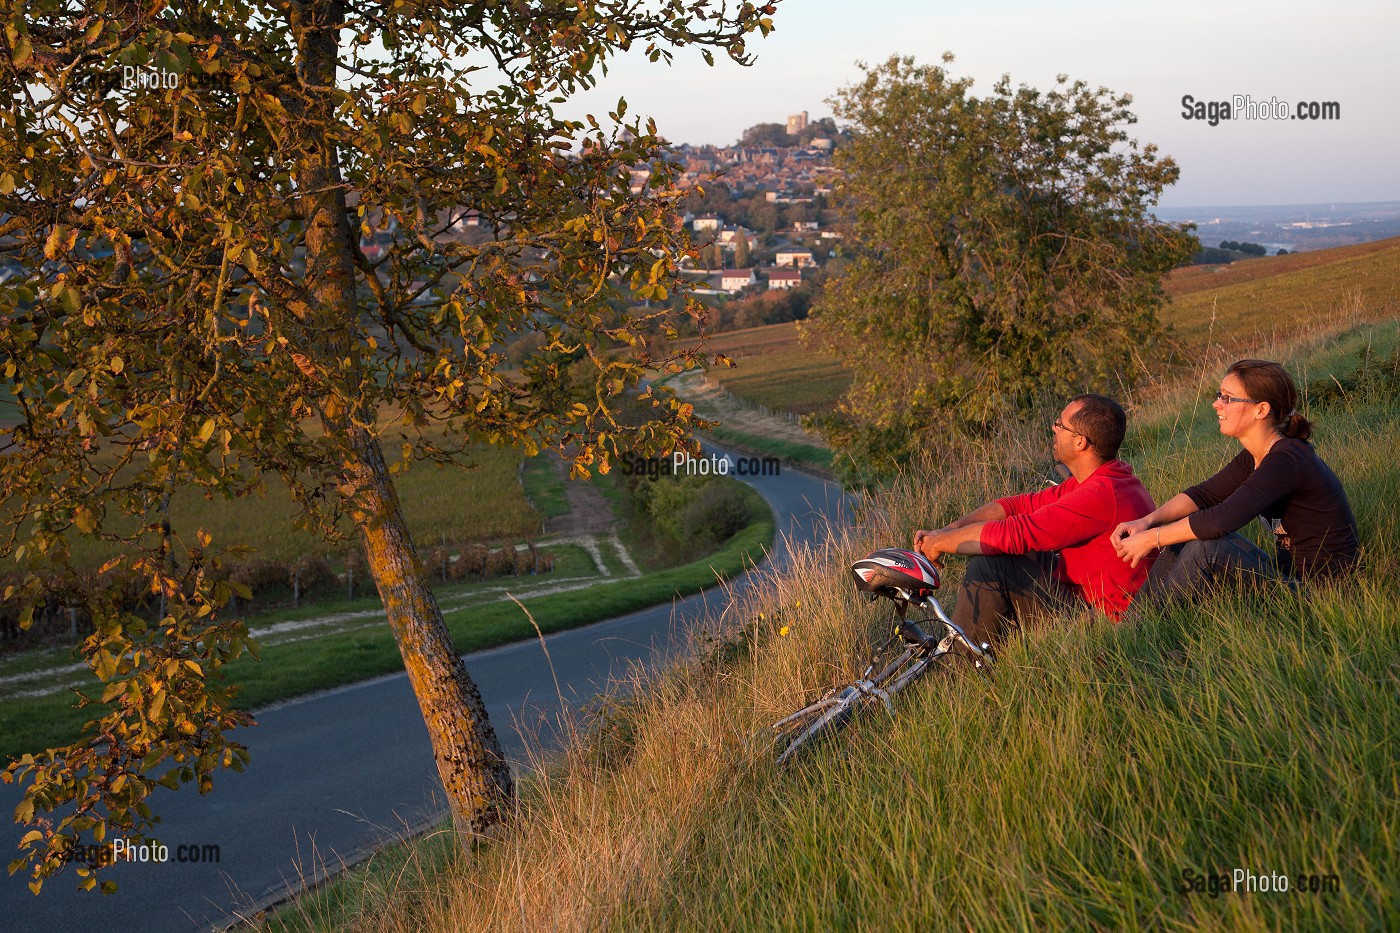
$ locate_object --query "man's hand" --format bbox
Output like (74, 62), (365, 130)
(912, 528), (949, 568)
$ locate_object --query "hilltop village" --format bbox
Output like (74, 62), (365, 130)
(662, 112), (844, 313)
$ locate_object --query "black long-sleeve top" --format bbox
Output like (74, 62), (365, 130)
(1184, 438), (1359, 578)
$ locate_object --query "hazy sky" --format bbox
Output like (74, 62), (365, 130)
(558, 0), (1399, 208)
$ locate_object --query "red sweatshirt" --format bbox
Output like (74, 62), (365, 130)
(978, 460), (1156, 619)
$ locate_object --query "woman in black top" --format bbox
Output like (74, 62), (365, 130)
(1112, 359), (1359, 595)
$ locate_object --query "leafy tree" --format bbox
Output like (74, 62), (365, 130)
(806, 55), (1196, 477)
(738, 121), (790, 147)
(734, 230), (751, 268)
(0, 0), (774, 893)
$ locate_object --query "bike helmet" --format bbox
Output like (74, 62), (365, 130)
(850, 547), (940, 604)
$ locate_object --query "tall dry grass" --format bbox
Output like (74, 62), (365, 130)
(262, 319), (1400, 932)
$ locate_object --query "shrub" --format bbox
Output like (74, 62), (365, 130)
(290, 555), (338, 596)
(679, 481), (749, 547)
(484, 547), (516, 578)
(230, 559), (290, 601)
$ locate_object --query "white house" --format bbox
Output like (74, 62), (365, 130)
(775, 249), (815, 268)
(720, 268), (757, 293)
(692, 213), (722, 233)
(766, 269), (801, 290)
(717, 225), (756, 247)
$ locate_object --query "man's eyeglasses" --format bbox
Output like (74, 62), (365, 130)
(1052, 418), (1086, 440)
(1214, 391), (1260, 405)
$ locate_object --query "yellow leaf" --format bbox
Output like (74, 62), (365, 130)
(110, 356), (124, 375)
(74, 507), (97, 535)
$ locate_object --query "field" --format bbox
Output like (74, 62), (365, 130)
(701, 321), (851, 415)
(263, 241), (1400, 932)
(6, 439), (544, 576)
(700, 237), (1400, 416)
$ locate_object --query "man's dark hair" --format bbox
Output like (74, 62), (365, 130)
(1068, 393), (1127, 460)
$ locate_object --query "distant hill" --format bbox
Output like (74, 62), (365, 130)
(694, 236), (1400, 413)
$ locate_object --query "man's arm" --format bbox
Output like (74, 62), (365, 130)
(945, 500), (1008, 529)
(913, 499), (1007, 565)
(913, 522), (988, 567)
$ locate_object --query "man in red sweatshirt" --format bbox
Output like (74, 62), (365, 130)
(912, 394), (1156, 649)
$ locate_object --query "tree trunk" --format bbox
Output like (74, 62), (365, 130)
(345, 425), (514, 833)
(288, 0), (514, 834)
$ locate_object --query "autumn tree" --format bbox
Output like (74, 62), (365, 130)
(0, 0), (775, 893)
(806, 55), (1197, 479)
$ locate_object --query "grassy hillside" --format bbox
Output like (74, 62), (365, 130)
(1161, 237), (1400, 349)
(703, 237), (1400, 417)
(702, 321), (851, 415)
(264, 304), (1399, 927)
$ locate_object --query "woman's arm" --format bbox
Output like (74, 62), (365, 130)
(1112, 493), (1202, 567)
(1112, 492), (1199, 540)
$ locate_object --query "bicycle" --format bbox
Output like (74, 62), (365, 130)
(768, 547), (993, 766)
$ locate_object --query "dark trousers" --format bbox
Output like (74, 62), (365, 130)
(950, 552), (1076, 651)
(1141, 533), (1282, 603)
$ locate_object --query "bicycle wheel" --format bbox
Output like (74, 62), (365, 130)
(772, 686), (859, 766)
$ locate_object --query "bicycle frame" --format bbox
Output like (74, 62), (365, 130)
(769, 594), (992, 766)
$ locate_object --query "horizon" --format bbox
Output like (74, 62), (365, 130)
(554, 0), (1399, 209)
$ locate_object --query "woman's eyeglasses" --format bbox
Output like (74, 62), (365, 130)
(1214, 391), (1260, 405)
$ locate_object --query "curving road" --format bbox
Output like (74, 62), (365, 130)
(0, 444), (850, 932)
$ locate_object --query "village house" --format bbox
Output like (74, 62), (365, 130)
(766, 268), (801, 290)
(775, 248), (816, 268)
(720, 268), (757, 293)
(692, 213), (722, 233)
(717, 225), (756, 247)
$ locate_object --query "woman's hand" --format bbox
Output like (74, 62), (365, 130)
(1116, 529), (1160, 568)
(1111, 517), (1154, 555)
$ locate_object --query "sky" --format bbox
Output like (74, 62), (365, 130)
(557, 0), (1399, 208)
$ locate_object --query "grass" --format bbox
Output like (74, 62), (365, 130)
(705, 424), (836, 473)
(519, 454), (571, 521)
(260, 311), (1400, 931)
(0, 483), (774, 762)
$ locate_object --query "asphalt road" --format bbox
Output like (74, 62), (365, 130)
(0, 444), (850, 932)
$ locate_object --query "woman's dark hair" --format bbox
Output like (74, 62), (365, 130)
(1226, 359), (1313, 441)
(1068, 393), (1127, 459)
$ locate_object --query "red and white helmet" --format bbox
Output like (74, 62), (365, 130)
(850, 548), (940, 604)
